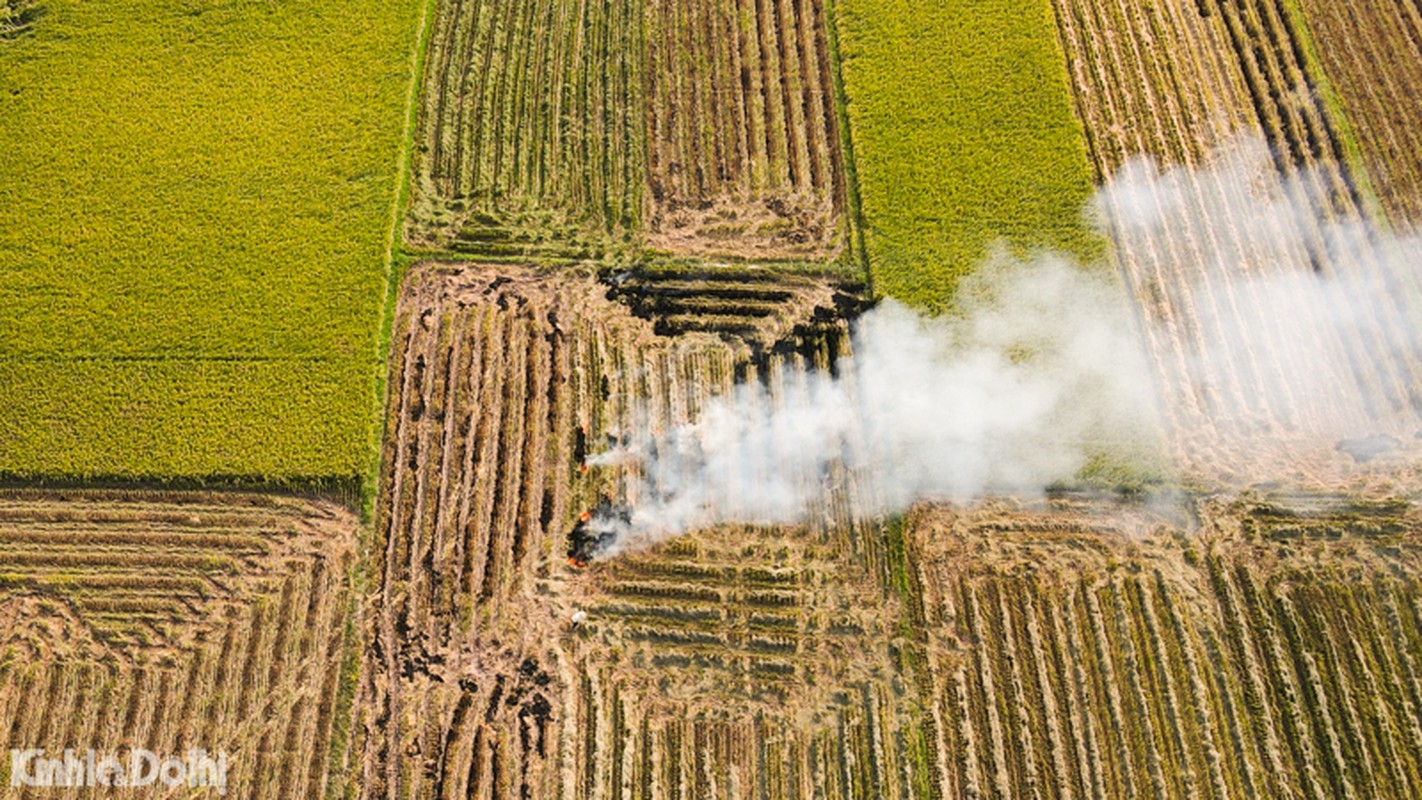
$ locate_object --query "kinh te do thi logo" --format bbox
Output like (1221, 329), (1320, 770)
(9, 748), (228, 793)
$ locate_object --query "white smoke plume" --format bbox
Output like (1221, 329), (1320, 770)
(586, 255), (1161, 552)
(582, 134), (1422, 551)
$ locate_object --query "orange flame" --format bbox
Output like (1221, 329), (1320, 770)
(579, 511), (592, 522)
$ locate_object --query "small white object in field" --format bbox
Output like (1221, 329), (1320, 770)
(571, 610), (588, 626)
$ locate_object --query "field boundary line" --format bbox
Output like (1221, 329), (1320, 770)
(822, 0), (872, 287)
(341, 0), (438, 789)
(365, 0), (440, 519)
(0, 354), (343, 363)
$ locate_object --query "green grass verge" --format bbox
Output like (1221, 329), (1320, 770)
(1275, 0), (1388, 227)
(831, 0), (1102, 312)
(0, 0), (425, 481)
(362, 0), (440, 521)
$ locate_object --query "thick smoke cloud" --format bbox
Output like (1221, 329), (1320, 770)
(586, 134), (1422, 550)
(588, 255), (1160, 551)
